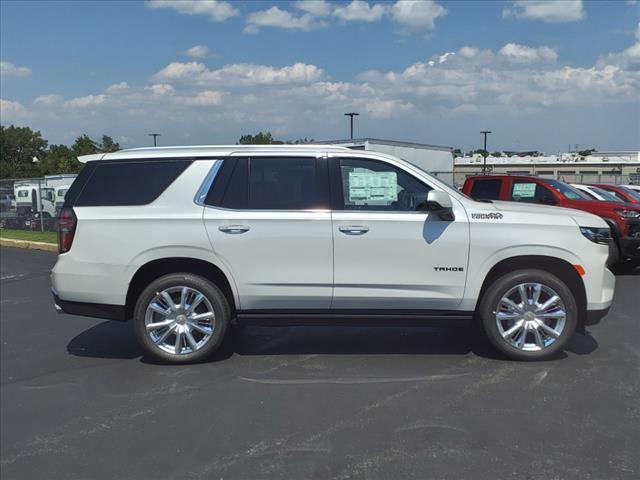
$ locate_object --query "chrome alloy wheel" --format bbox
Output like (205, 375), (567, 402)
(144, 286), (215, 355)
(494, 283), (567, 352)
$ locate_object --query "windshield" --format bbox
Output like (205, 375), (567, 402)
(590, 186), (624, 203)
(545, 179), (589, 200)
(620, 186), (640, 202)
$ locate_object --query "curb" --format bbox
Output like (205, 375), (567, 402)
(0, 237), (58, 252)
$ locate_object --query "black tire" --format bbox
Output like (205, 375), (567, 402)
(133, 273), (230, 363)
(478, 269), (578, 361)
(606, 240), (620, 269)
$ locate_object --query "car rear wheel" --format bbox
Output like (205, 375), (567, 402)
(133, 273), (230, 363)
(479, 269), (578, 360)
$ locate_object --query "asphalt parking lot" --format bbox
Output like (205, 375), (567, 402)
(1, 246), (639, 480)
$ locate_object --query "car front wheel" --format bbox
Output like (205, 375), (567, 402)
(479, 269), (578, 360)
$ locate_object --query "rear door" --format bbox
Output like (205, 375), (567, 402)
(330, 156), (470, 310)
(202, 155), (333, 310)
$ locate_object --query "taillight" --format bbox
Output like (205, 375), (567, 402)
(58, 207), (77, 253)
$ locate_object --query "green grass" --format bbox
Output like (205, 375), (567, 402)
(0, 228), (57, 244)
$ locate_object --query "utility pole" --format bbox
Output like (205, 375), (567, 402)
(344, 112), (359, 140)
(480, 130), (491, 174)
(148, 133), (161, 147)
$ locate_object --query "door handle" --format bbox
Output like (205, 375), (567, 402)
(339, 226), (369, 235)
(218, 225), (250, 234)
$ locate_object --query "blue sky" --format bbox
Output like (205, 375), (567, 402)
(1, 0), (638, 152)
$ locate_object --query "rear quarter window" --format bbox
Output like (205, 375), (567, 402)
(73, 160), (192, 207)
(469, 179), (502, 200)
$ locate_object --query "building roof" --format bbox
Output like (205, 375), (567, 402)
(316, 138), (453, 152)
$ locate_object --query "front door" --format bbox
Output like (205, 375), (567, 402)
(330, 156), (469, 310)
(203, 155), (333, 310)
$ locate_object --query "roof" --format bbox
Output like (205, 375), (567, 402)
(78, 144), (351, 163)
(316, 138), (453, 152)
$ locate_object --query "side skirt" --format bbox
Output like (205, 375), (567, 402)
(235, 310), (474, 328)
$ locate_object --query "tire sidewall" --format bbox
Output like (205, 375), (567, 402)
(479, 269), (578, 360)
(133, 273), (230, 363)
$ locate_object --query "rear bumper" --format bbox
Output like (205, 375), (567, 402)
(52, 289), (127, 321)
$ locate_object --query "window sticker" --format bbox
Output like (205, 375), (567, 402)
(348, 170), (398, 203)
(512, 182), (536, 198)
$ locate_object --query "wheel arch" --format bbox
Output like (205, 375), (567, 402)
(476, 255), (587, 329)
(125, 257), (237, 320)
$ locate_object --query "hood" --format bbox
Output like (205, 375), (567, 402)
(487, 200), (608, 228)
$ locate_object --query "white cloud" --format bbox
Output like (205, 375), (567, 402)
(154, 61), (324, 86)
(0, 98), (29, 119)
(390, 0), (447, 31)
(503, 0), (585, 23)
(154, 61), (206, 80)
(64, 94), (106, 108)
(34, 94), (63, 106)
(185, 45), (209, 58)
(364, 98), (414, 118)
(333, 1), (386, 23)
(175, 90), (223, 106)
(105, 81), (130, 94)
(245, 6), (322, 33)
(0, 61), (32, 77)
(499, 43), (558, 63)
(145, 0), (238, 22)
(292, 0), (332, 16)
(145, 83), (175, 95)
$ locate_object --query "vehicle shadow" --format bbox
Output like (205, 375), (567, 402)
(66, 321), (598, 363)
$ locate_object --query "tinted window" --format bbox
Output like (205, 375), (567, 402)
(74, 160), (191, 207)
(544, 179), (586, 200)
(337, 158), (432, 211)
(221, 158), (248, 209)
(248, 157), (323, 210)
(510, 181), (556, 203)
(470, 179), (501, 200)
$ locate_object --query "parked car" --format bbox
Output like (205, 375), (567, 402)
(590, 184), (640, 204)
(622, 184), (640, 193)
(462, 175), (640, 267)
(571, 184), (623, 203)
(53, 146), (615, 363)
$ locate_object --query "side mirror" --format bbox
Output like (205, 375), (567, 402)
(425, 190), (455, 221)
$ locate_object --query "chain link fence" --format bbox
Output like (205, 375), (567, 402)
(0, 176), (76, 232)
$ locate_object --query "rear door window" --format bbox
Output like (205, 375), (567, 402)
(469, 179), (502, 200)
(510, 180), (555, 203)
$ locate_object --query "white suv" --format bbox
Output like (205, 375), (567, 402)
(52, 145), (615, 362)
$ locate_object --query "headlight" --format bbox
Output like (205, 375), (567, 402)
(580, 227), (611, 245)
(615, 209), (640, 219)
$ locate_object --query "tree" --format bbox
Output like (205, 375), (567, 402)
(45, 144), (78, 174)
(472, 149), (489, 157)
(0, 125), (48, 178)
(491, 151), (503, 157)
(238, 132), (284, 145)
(578, 148), (596, 157)
(98, 135), (120, 153)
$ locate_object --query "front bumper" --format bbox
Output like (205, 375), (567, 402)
(620, 237), (640, 259)
(585, 306), (610, 326)
(52, 288), (127, 321)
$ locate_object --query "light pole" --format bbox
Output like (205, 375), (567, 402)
(480, 130), (491, 174)
(344, 112), (359, 140)
(149, 133), (161, 147)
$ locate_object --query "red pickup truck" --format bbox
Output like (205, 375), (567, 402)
(462, 175), (640, 266)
